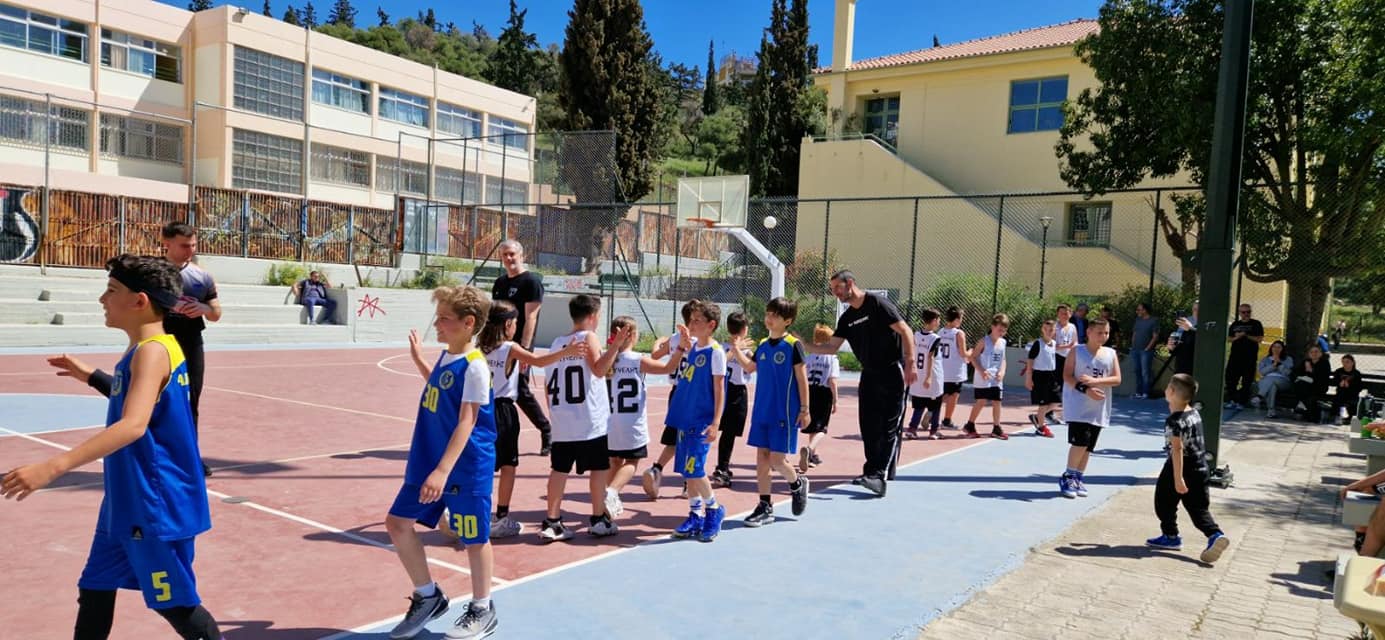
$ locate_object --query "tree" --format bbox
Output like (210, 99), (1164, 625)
(743, 0), (813, 197)
(559, 0), (665, 270)
(694, 105), (746, 174)
(421, 8), (437, 31)
(488, 0), (542, 96)
(1057, 0), (1385, 355)
(702, 40), (721, 115)
(282, 5), (301, 25)
(263, 0), (273, 17)
(327, 0), (356, 27)
(376, 6), (389, 26)
(300, 1), (318, 27)
(188, 0), (213, 10)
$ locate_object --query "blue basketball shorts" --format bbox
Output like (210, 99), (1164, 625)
(77, 529), (201, 610)
(674, 427), (712, 479)
(390, 484), (493, 545)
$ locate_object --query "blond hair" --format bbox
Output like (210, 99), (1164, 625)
(432, 286), (490, 333)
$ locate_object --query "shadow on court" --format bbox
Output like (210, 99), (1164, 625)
(1053, 542), (1207, 567)
(222, 620), (347, 639)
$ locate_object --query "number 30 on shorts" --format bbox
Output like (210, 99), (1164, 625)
(451, 513), (479, 538)
(151, 571), (172, 602)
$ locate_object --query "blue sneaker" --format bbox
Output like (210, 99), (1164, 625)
(1145, 534), (1182, 550)
(1075, 477), (1089, 498)
(673, 511), (703, 539)
(1059, 475), (1077, 499)
(1201, 533), (1230, 563)
(699, 504), (726, 542)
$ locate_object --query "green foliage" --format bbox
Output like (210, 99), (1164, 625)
(1095, 283), (1198, 353)
(1338, 270), (1385, 315)
(744, 0), (813, 197)
(263, 262), (319, 286)
(702, 40), (721, 115)
(407, 267), (461, 290)
(301, 1), (318, 27)
(187, 0), (212, 10)
(837, 352), (861, 372)
(785, 248), (844, 298)
(904, 273), (1063, 347)
(283, 5), (301, 25)
(692, 105), (746, 175)
(326, 0), (355, 27)
(488, 0), (542, 96)
(263, 0), (273, 17)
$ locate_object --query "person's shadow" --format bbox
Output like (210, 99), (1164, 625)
(1054, 542), (1208, 566)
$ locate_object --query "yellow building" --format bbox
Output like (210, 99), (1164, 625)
(801, 0), (1286, 331)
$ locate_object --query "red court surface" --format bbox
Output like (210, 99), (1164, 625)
(0, 346), (1047, 638)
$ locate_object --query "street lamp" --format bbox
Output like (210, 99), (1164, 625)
(1039, 216), (1054, 299)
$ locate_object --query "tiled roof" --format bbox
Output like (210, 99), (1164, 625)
(823, 19), (1099, 73)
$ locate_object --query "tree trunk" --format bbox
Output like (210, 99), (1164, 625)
(1181, 257), (1198, 297)
(585, 224), (607, 275)
(1282, 274), (1332, 358)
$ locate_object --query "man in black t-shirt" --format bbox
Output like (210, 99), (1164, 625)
(803, 270), (916, 498)
(490, 240), (553, 454)
(1223, 303), (1264, 408)
(161, 222), (222, 477)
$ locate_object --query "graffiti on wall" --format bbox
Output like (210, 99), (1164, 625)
(0, 187), (39, 263)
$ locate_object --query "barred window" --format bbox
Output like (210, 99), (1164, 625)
(0, 94), (89, 150)
(233, 46), (304, 121)
(232, 128), (302, 194)
(310, 142), (369, 187)
(484, 177), (528, 211)
(379, 87), (429, 128)
(376, 156), (428, 195)
(1066, 202), (1112, 248)
(0, 3), (88, 63)
(487, 116), (527, 151)
(311, 68), (369, 114)
(101, 29), (180, 83)
(436, 167), (480, 203)
(99, 114), (183, 164)
(436, 102), (481, 138)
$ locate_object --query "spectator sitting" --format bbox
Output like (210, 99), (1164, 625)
(1253, 340), (1293, 418)
(292, 271), (337, 325)
(1333, 354), (1366, 425)
(1291, 344), (1331, 422)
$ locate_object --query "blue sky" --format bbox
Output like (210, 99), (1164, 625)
(178, 0), (1105, 70)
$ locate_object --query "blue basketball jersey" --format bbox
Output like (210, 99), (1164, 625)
(406, 349), (497, 495)
(101, 335), (210, 541)
(665, 339), (725, 431)
(750, 336), (805, 430)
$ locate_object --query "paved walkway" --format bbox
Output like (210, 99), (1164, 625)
(917, 413), (1365, 640)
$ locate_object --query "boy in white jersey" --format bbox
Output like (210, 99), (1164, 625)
(538, 294), (625, 541)
(963, 314), (1010, 440)
(1051, 304), (1078, 425)
(471, 300), (584, 539)
(1059, 318), (1121, 499)
(604, 316), (684, 512)
(937, 306), (971, 429)
(712, 311), (753, 488)
(1024, 319), (1059, 439)
(906, 308), (945, 440)
(642, 301), (697, 499)
(800, 324), (840, 473)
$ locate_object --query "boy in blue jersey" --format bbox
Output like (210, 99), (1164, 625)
(729, 297), (812, 526)
(4, 254), (221, 640)
(664, 299), (729, 542)
(387, 285), (498, 640)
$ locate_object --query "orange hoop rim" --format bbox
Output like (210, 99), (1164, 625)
(684, 217), (718, 229)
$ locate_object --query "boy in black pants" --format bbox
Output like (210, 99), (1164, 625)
(712, 312), (751, 488)
(1146, 373), (1231, 564)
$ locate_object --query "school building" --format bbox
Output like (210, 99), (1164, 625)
(801, 0), (1287, 332)
(0, 0), (535, 211)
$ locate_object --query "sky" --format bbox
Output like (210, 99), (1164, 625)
(176, 0), (1106, 71)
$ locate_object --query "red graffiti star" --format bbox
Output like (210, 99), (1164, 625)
(356, 294), (386, 318)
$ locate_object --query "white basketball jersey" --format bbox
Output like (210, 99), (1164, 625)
(1028, 338), (1057, 372)
(1061, 344), (1116, 427)
(937, 326), (968, 383)
(910, 331), (945, 398)
(971, 335), (1007, 388)
(545, 331), (609, 442)
(485, 342), (519, 400)
(806, 353), (838, 388)
(726, 342), (751, 386)
(606, 351), (648, 451)
(1055, 322), (1077, 357)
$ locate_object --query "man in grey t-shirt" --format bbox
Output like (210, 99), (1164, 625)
(1130, 302), (1160, 399)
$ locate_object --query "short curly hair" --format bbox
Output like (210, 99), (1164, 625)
(105, 254), (183, 316)
(432, 285), (490, 333)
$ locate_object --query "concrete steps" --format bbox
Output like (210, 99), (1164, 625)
(0, 323), (352, 347)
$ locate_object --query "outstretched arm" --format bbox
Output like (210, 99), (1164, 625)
(48, 354), (113, 397)
(511, 340), (586, 369)
(408, 330), (432, 379)
(802, 336), (846, 355)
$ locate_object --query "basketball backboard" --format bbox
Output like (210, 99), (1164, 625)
(676, 175), (749, 228)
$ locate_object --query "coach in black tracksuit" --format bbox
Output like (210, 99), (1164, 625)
(804, 270), (916, 498)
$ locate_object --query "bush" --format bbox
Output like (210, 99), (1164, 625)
(904, 273), (1067, 347)
(263, 262), (317, 287)
(838, 352), (861, 372)
(405, 267), (461, 289)
(1094, 283), (1197, 353)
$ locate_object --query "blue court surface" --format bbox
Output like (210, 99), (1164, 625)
(334, 397), (1190, 640)
(0, 394), (108, 435)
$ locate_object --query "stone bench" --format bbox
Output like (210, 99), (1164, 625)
(1345, 491), (1378, 528)
(1350, 435), (1385, 475)
(1333, 553), (1385, 637)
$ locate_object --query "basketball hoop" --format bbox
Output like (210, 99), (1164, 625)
(684, 217), (718, 229)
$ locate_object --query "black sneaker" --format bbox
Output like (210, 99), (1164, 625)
(991, 426), (1009, 441)
(539, 433), (552, 457)
(850, 475), (866, 485)
(942, 418), (955, 429)
(202, 461), (212, 478)
(962, 423), (980, 439)
(791, 477), (810, 516)
(744, 501), (774, 527)
(1046, 411), (1066, 426)
(860, 475), (887, 497)
(809, 453), (822, 466)
(389, 589), (450, 639)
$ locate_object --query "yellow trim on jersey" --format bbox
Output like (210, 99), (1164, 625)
(784, 334), (799, 346)
(464, 348), (485, 365)
(134, 334), (186, 393)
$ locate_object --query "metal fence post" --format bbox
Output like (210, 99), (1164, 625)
(1148, 189), (1162, 300)
(347, 205), (356, 264)
(118, 196), (127, 254)
(992, 196), (1005, 316)
(822, 201), (831, 315)
(188, 109), (197, 223)
(672, 227), (682, 331)
(298, 199), (308, 262)
(40, 93), (50, 274)
(241, 192), (250, 258)
(908, 198), (920, 314)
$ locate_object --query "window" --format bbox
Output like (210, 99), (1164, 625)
(1066, 202), (1112, 247)
(863, 96), (900, 143)
(0, 4), (87, 62)
(484, 177), (528, 211)
(309, 142), (369, 187)
(311, 69), (369, 114)
(0, 94), (88, 150)
(379, 87), (429, 128)
(100, 29), (180, 83)
(436, 167), (480, 203)
(376, 156), (428, 195)
(232, 128), (302, 193)
(1008, 76), (1067, 133)
(487, 116), (527, 151)
(436, 102), (481, 138)
(99, 114), (182, 164)
(233, 46), (304, 121)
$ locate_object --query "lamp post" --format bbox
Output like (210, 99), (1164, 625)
(1039, 216), (1053, 299)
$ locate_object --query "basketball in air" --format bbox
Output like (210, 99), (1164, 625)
(763, 215), (778, 230)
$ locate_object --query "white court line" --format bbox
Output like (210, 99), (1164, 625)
(374, 353), (419, 378)
(322, 435), (997, 640)
(0, 424), (104, 438)
(1, 427), (503, 584)
(0, 361), (382, 377)
(204, 386), (412, 423)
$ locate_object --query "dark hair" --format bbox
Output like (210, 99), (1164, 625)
(919, 307), (941, 325)
(765, 296), (798, 322)
(478, 300), (517, 353)
(829, 269), (855, 284)
(1088, 317), (1109, 329)
(1169, 373), (1198, 400)
(1137, 301), (1153, 315)
(105, 254), (183, 316)
(161, 221), (196, 239)
(569, 294), (601, 322)
(680, 299), (697, 323)
(944, 305), (963, 323)
(726, 311), (748, 335)
(1267, 339), (1285, 354)
(1056, 303), (1070, 312)
(687, 299), (721, 329)
(1343, 354), (1357, 367)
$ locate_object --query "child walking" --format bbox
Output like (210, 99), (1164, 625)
(906, 308), (945, 440)
(1024, 319), (1059, 438)
(1146, 373), (1230, 564)
(937, 306), (970, 429)
(664, 300), (729, 541)
(605, 316), (683, 509)
(712, 311), (753, 488)
(1058, 318), (1121, 499)
(800, 324), (839, 472)
(963, 314), (1010, 440)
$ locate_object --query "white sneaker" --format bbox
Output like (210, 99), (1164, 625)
(1341, 407), (1351, 420)
(589, 518), (619, 537)
(538, 520), (573, 543)
(604, 487), (624, 517)
(798, 446), (811, 474)
(490, 515), (523, 538)
(641, 467), (662, 499)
